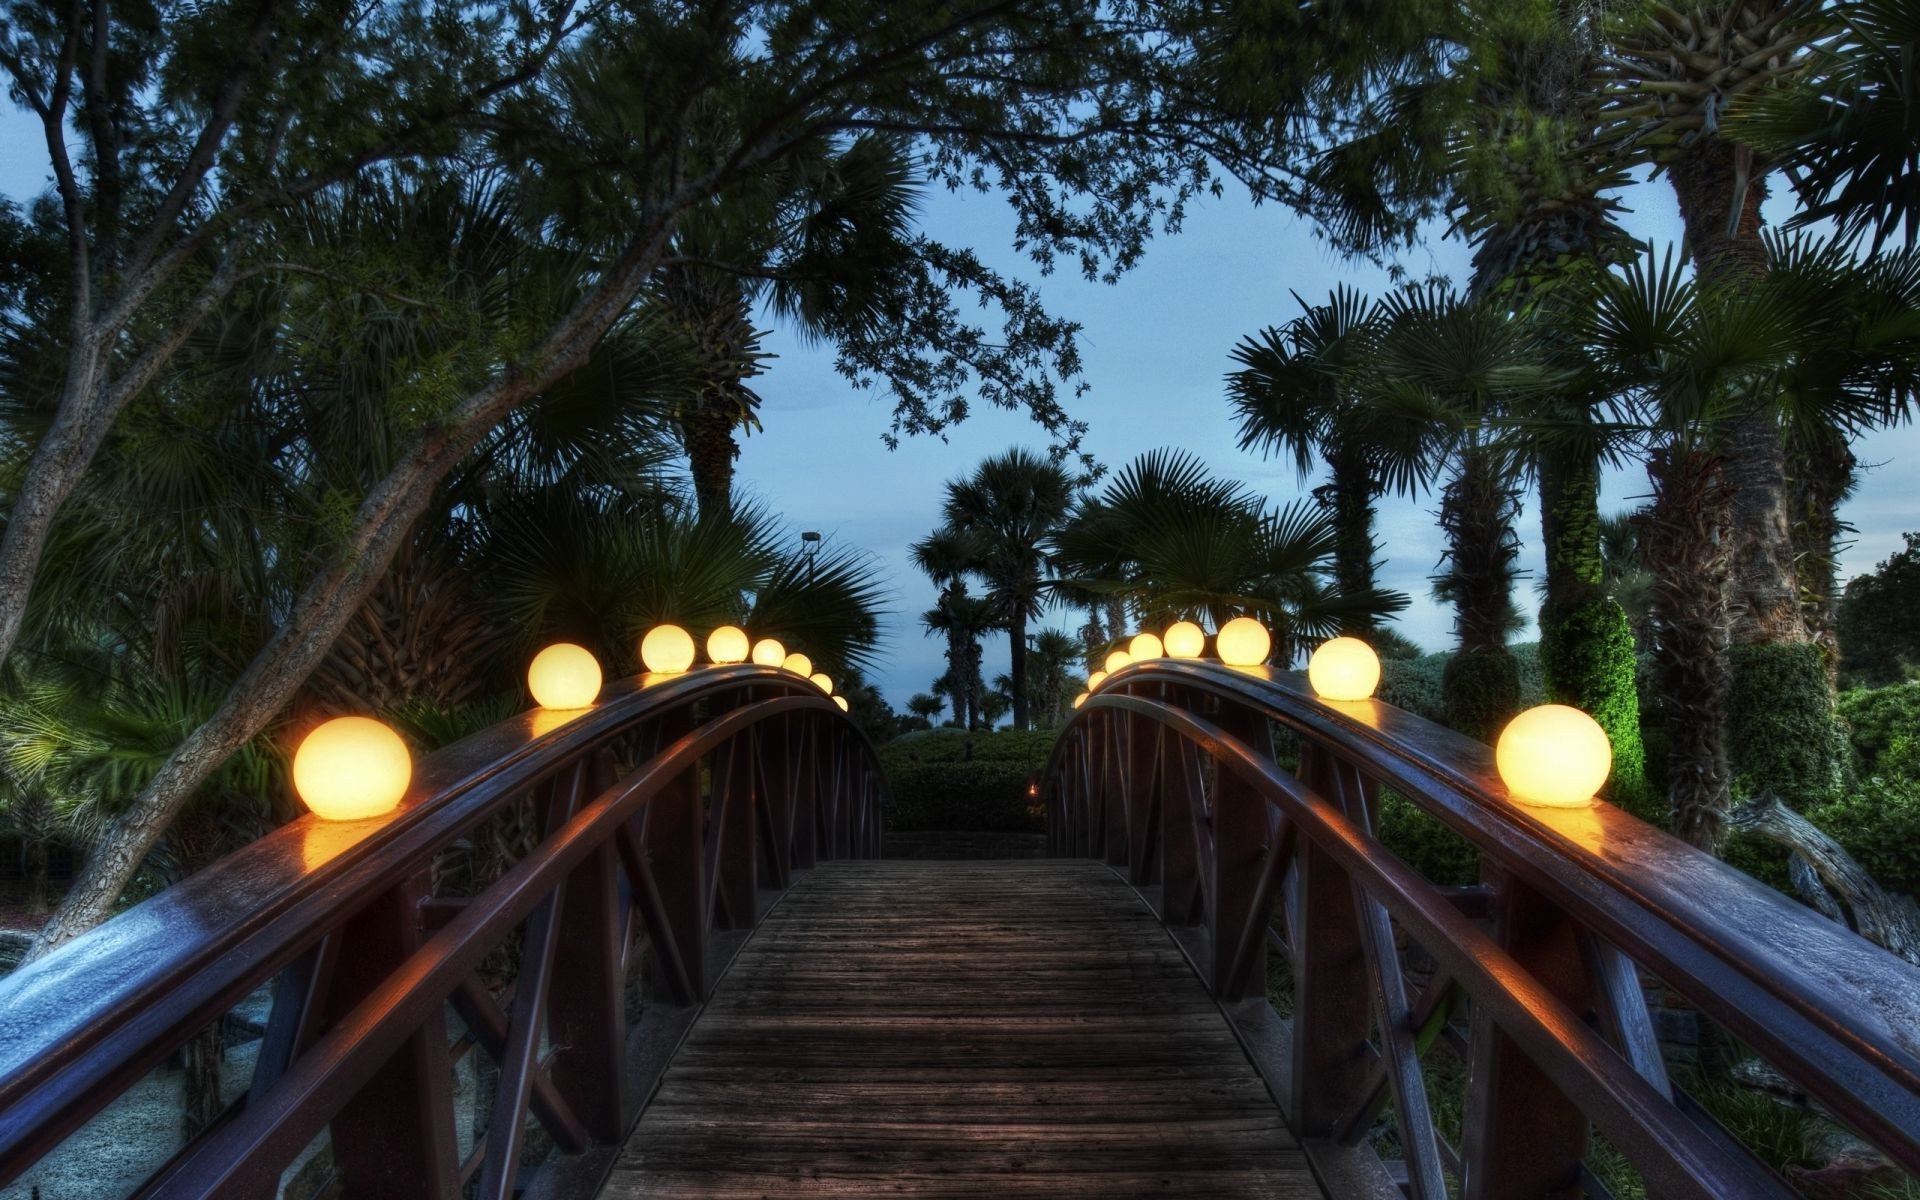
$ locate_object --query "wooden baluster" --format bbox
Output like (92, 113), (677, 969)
(755, 717), (794, 890)
(708, 726), (758, 932)
(1460, 869), (1592, 1199)
(547, 750), (630, 1144)
(834, 726), (855, 860)
(1208, 704), (1278, 1000)
(1290, 742), (1373, 1137)
(642, 708), (708, 1002)
(1101, 710), (1129, 869)
(790, 717), (820, 871)
(323, 875), (459, 1200)
(1158, 725), (1205, 925)
(1126, 705), (1162, 887)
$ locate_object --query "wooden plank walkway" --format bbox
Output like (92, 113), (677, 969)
(598, 859), (1322, 1198)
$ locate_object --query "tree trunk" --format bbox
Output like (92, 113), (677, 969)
(1436, 446), (1522, 741)
(685, 396), (739, 519)
(1790, 424), (1856, 688)
(1636, 447), (1735, 850)
(1009, 610), (1029, 731)
(1539, 445), (1651, 813)
(1668, 139), (1802, 649)
(1729, 794), (1920, 967)
(1322, 445), (1379, 633)
(24, 832), (50, 917)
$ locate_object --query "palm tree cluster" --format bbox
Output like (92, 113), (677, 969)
(1223, 0), (1920, 846)
(911, 444), (1416, 735)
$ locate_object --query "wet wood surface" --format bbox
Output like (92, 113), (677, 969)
(599, 860), (1320, 1198)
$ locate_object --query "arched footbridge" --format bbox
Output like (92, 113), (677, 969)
(3, 661), (1919, 1198)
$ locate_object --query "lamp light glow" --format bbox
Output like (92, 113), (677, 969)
(1164, 620), (1205, 659)
(832, 695), (849, 712)
(1216, 617), (1271, 667)
(1129, 631), (1164, 661)
(1072, 692), (1088, 709)
(782, 651), (814, 677)
(526, 643), (603, 709)
(640, 624), (696, 674)
(294, 717), (412, 821)
(1087, 669), (1108, 690)
(707, 625), (750, 664)
(1104, 649), (1132, 673)
(810, 672), (834, 693)
(751, 638), (787, 667)
(1496, 704), (1613, 808)
(1307, 637), (1381, 701)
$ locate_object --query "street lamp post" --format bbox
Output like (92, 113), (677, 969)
(801, 530), (821, 586)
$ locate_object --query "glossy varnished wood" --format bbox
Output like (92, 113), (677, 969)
(599, 860), (1321, 1198)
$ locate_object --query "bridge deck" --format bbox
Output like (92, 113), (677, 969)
(598, 859), (1321, 1198)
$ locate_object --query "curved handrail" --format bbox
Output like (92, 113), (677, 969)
(0, 665), (887, 1197)
(1042, 658), (1920, 1199)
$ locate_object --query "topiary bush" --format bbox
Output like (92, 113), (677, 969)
(1726, 642), (1850, 808)
(880, 728), (1055, 832)
(1541, 598), (1657, 822)
(1443, 646), (1521, 744)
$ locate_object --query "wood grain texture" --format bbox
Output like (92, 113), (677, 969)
(599, 860), (1320, 1198)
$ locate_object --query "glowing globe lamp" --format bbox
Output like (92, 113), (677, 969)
(1497, 704), (1613, 808)
(1129, 631), (1164, 661)
(751, 638), (787, 668)
(1216, 616), (1271, 667)
(1307, 637), (1381, 702)
(1072, 692), (1088, 709)
(294, 717), (412, 821)
(782, 651), (814, 678)
(707, 625), (750, 664)
(832, 695), (849, 712)
(641, 624), (696, 674)
(1087, 670), (1108, 690)
(810, 672), (834, 693)
(1104, 649), (1132, 674)
(1164, 620), (1205, 659)
(527, 643), (602, 709)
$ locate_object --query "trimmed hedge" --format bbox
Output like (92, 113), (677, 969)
(1727, 642), (1850, 808)
(880, 729), (1054, 833)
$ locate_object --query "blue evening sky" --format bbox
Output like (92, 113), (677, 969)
(2, 113), (1913, 710)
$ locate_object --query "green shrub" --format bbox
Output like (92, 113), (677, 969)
(1838, 682), (1920, 776)
(1443, 647), (1521, 744)
(1805, 775), (1920, 898)
(1726, 642), (1850, 807)
(1541, 598), (1656, 821)
(1379, 644), (1543, 730)
(880, 728), (1055, 832)
(1378, 789), (1479, 886)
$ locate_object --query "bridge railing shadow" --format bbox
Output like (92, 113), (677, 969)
(1042, 659), (1920, 1200)
(0, 665), (886, 1200)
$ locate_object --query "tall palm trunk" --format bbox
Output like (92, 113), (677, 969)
(1539, 443), (1650, 811)
(1436, 445), (1523, 743)
(685, 397), (739, 519)
(1321, 444), (1379, 633)
(1669, 138), (1842, 808)
(1636, 447), (1735, 849)
(1790, 426), (1856, 687)
(1007, 610), (1029, 731)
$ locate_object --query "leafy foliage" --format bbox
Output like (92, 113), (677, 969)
(1838, 534), (1920, 687)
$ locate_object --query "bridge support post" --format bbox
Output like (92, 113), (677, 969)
(548, 750), (632, 1143)
(323, 876), (460, 1200)
(1209, 705), (1277, 1001)
(1461, 870), (1592, 1200)
(792, 717), (820, 871)
(755, 716), (794, 889)
(710, 725), (759, 931)
(1158, 723), (1205, 925)
(1098, 711), (1128, 869)
(1289, 743), (1372, 1137)
(1126, 707), (1162, 886)
(643, 710), (708, 1002)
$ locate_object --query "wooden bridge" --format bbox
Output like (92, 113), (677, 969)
(2, 660), (1919, 1199)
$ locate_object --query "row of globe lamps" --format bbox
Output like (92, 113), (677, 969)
(1069, 618), (1614, 810)
(292, 624), (849, 822)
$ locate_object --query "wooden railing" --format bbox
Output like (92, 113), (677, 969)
(1043, 658), (1920, 1200)
(0, 665), (885, 1199)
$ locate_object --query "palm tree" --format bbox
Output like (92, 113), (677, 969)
(1050, 450), (1407, 663)
(650, 135), (921, 516)
(942, 449), (1074, 731)
(922, 592), (1000, 729)
(911, 527), (984, 727)
(1228, 286), (1439, 630)
(1023, 629), (1085, 727)
(1728, 0), (1920, 252)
